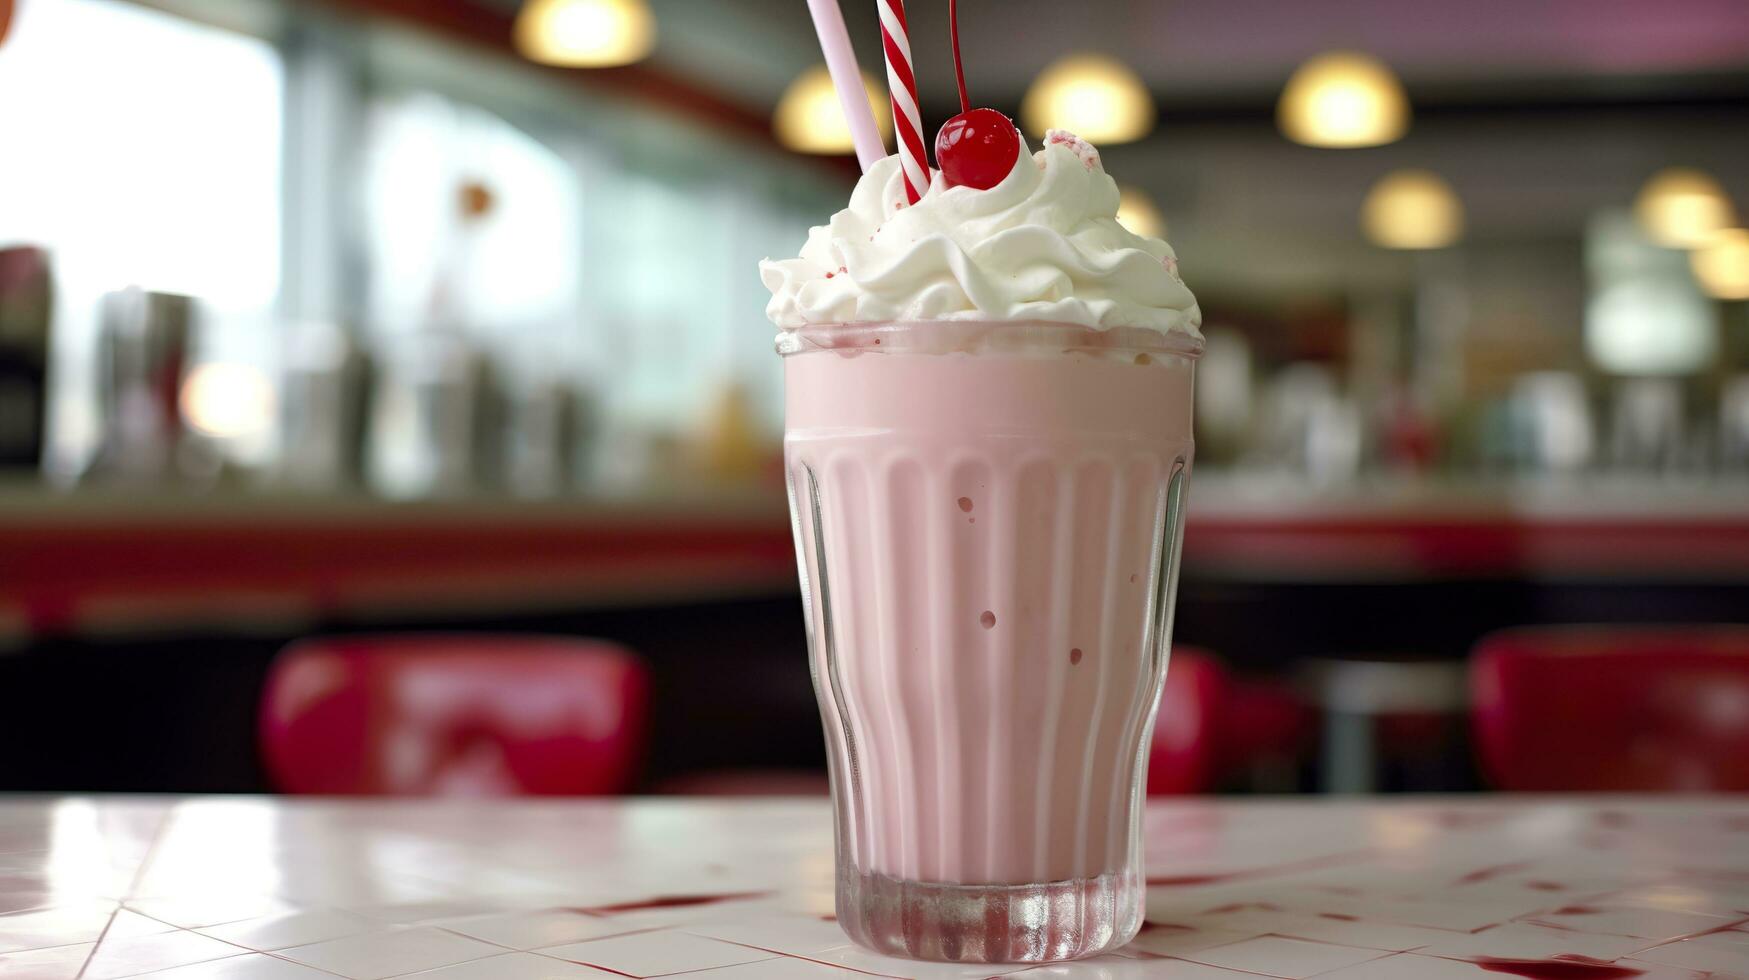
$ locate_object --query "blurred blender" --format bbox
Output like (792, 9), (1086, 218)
(1720, 376), (1749, 473)
(0, 246), (52, 473)
(278, 320), (374, 491)
(1608, 377), (1685, 474)
(85, 286), (195, 483)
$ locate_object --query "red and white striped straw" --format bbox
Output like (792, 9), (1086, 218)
(876, 0), (930, 204)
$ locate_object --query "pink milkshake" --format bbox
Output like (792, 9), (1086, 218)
(763, 132), (1202, 963)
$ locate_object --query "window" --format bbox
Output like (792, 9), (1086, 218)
(0, 0), (282, 470)
(360, 92), (581, 341)
(0, 0), (281, 306)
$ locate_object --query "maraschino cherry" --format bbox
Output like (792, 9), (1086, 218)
(937, 109), (1019, 190)
(933, 0), (1019, 191)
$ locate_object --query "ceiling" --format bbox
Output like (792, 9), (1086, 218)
(621, 0), (1749, 115)
(462, 0), (1749, 299)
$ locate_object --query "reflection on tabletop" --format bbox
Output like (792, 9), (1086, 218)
(2, 798), (1747, 978)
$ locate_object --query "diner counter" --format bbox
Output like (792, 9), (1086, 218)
(2, 475), (1748, 638)
(1, 796), (1747, 978)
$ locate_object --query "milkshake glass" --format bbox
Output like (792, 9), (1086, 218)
(764, 133), (1202, 963)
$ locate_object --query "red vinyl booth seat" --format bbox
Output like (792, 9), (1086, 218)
(1472, 625), (1749, 792)
(1147, 646), (1227, 794)
(1218, 677), (1313, 774)
(261, 634), (649, 796)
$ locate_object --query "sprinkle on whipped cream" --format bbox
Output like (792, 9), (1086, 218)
(759, 131), (1201, 337)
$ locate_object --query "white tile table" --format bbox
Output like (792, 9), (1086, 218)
(1, 798), (1745, 979)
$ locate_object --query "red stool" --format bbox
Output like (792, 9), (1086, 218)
(1472, 625), (1749, 792)
(671, 649), (1230, 798)
(1147, 647), (1227, 795)
(261, 634), (649, 796)
(1218, 678), (1313, 793)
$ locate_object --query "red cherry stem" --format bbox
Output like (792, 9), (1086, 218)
(949, 0), (969, 114)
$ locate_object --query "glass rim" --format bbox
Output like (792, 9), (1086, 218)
(775, 320), (1205, 359)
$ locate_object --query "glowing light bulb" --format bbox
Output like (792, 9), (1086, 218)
(1692, 228), (1749, 300)
(1021, 54), (1154, 145)
(181, 363), (275, 439)
(1115, 185), (1166, 240)
(1635, 168), (1736, 249)
(513, 0), (654, 68)
(773, 66), (891, 155)
(1278, 51), (1410, 148)
(1361, 169), (1463, 250)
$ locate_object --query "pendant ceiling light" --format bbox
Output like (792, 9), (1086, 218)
(1021, 54), (1154, 145)
(1361, 169), (1463, 250)
(1692, 228), (1749, 300)
(1115, 185), (1166, 240)
(773, 65), (891, 155)
(514, 0), (655, 68)
(1635, 167), (1736, 250)
(1278, 51), (1410, 148)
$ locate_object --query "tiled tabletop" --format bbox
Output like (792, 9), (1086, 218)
(2, 798), (1747, 980)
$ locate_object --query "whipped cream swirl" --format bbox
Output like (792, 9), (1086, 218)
(760, 131), (1200, 337)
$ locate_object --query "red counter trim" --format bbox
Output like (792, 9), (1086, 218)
(4, 498), (1747, 637)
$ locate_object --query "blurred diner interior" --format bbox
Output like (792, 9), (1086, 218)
(1, 0), (1748, 798)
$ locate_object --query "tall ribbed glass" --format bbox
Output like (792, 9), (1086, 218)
(780, 321), (1199, 963)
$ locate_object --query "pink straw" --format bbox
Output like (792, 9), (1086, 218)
(804, 0), (885, 172)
